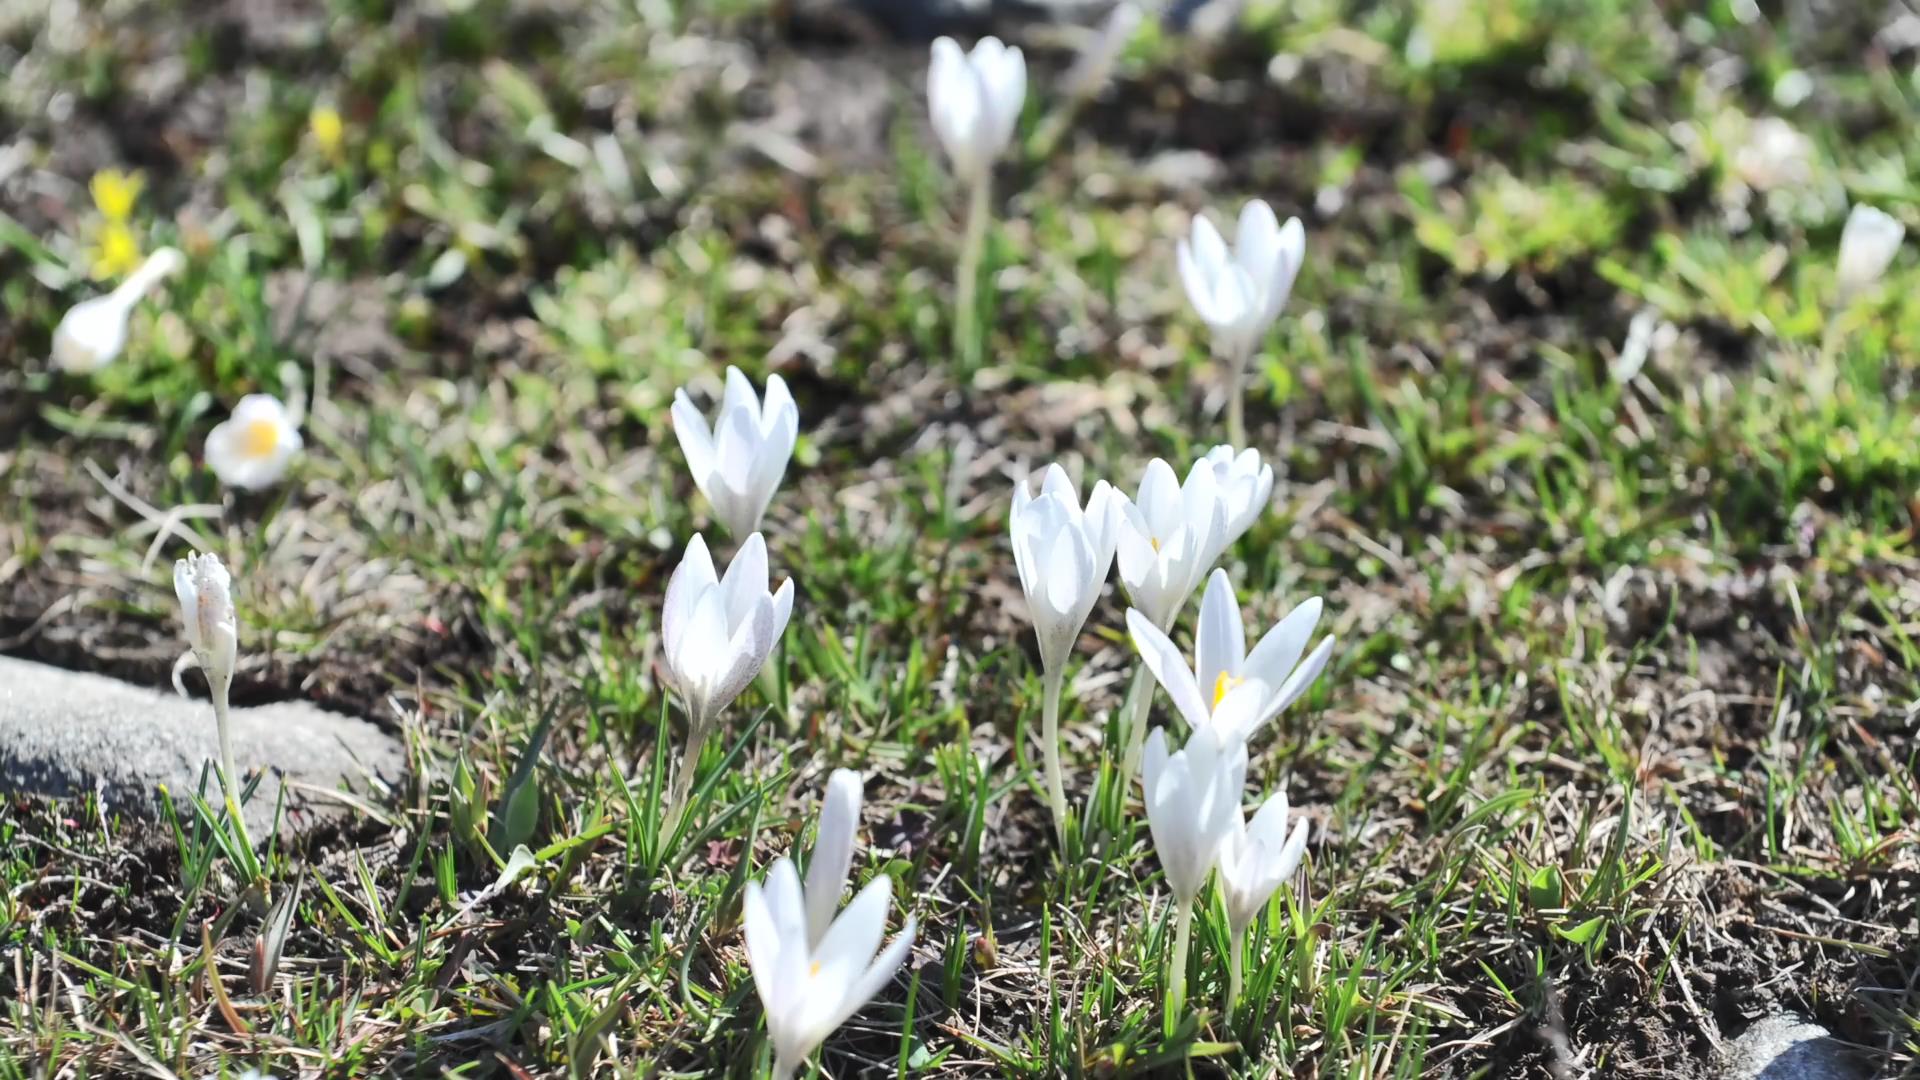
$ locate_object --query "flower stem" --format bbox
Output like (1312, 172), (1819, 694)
(1226, 927), (1245, 1019)
(661, 713), (710, 844)
(209, 682), (256, 859)
(1225, 342), (1250, 449)
(1119, 663), (1153, 782)
(954, 176), (992, 372)
(771, 1054), (796, 1080)
(1040, 663), (1069, 850)
(1168, 901), (1194, 1019)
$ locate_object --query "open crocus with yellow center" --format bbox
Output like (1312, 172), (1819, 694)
(205, 394), (304, 491)
(1127, 568), (1334, 745)
(744, 769), (916, 1080)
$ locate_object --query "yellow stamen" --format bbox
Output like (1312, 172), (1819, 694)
(809, 960), (822, 977)
(238, 419), (281, 458)
(1211, 671), (1243, 710)
(1149, 537), (1161, 552)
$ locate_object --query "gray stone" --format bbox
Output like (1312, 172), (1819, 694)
(0, 657), (403, 840)
(1719, 1015), (1863, 1080)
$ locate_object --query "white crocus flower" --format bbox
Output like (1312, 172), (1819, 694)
(927, 36), (1026, 186)
(1141, 724), (1245, 1016)
(1113, 458), (1224, 632)
(1216, 788), (1309, 1013)
(1111, 459), (1224, 780)
(672, 367), (799, 538)
(929, 35), (1027, 370)
(172, 551), (252, 850)
(1128, 568), (1335, 744)
(1008, 463), (1120, 845)
(1009, 464), (1121, 675)
(744, 770), (916, 1080)
(1177, 201), (1305, 446)
(1836, 204), (1905, 302)
(204, 394), (304, 491)
(51, 246), (184, 373)
(658, 532), (795, 831)
(1191, 445), (1273, 560)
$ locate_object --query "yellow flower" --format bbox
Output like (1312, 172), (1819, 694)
(309, 104), (345, 160)
(90, 169), (144, 221)
(89, 222), (144, 280)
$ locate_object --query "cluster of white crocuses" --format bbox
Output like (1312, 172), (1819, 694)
(51, 248), (306, 491)
(1009, 448), (1326, 1015)
(663, 372), (920, 1073)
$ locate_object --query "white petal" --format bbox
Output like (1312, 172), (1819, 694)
(1244, 597), (1322, 690)
(813, 875), (892, 998)
(1190, 214), (1227, 273)
(770, 577), (795, 647)
(174, 559), (202, 651)
(720, 532), (772, 630)
(1838, 204), (1905, 296)
(1267, 634), (1335, 717)
(671, 391), (716, 495)
(1193, 569), (1243, 701)
(662, 536), (718, 659)
(1126, 608), (1209, 731)
(843, 915), (916, 1020)
(805, 770), (863, 946)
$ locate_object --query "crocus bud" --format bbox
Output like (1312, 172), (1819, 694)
(1837, 204), (1905, 301)
(51, 247), (185, 373)
(671, 367), (799, 539)
(927, 36), (1027, 184)
(173, 552), (237, 691)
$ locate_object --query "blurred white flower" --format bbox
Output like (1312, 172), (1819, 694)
(1176, 202), (1304, 362)
(1178, 202), (1305, 445)
(1837, 204), (1905, 301)
(1127, 569), (1333, 744)
(205, 394), (304, 491)
(51, 246), (184, 373)
(672, 367), (799, 538)
(928, 36), (1027, 184)
(1008, 464), (1121, 676)
(745, 771), (916, 1080)
(173, 552), (237, 693)
(1061, 3), (1143, 102)
(1113, 459), (1224, 632)
(1190, 445), (1272, 560)
(1217, 789), (1309, 941)
(1142, 725), (1244, 906)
